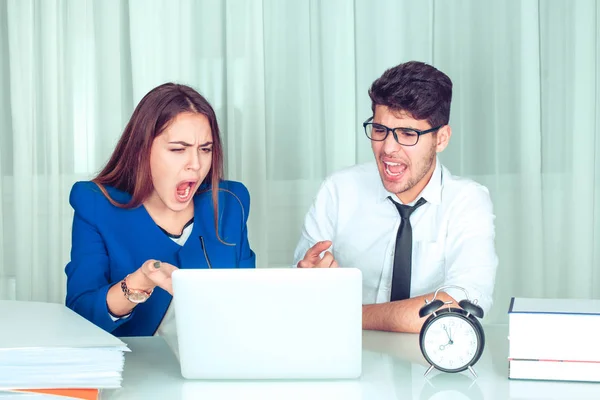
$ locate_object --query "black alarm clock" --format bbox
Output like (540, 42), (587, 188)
(418, 285), (485, 378)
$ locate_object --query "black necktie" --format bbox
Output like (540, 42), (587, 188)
(388, 196), (427, 302)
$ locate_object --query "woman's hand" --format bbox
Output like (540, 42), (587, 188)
(141, 259), (179, 295)
(127, 259), (179, 295)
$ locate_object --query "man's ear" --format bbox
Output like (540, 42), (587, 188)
(435, 125), (452, 153)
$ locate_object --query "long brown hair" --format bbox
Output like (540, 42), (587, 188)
(93, 83), (224, 233)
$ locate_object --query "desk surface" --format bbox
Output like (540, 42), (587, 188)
(103, 325), (600, 400)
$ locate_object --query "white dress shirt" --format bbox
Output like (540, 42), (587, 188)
(293, 159), (498, 314)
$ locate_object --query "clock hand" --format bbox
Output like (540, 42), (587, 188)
(443, 325), (452, 342)
(439, 325), (453, 350)
(448, 327), (454, 345)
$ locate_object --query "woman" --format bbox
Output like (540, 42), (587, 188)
(65, 83), (255, 338)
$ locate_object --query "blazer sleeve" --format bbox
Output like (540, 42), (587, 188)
(228, 181), (256, 269)
(64, 182), (136, 332)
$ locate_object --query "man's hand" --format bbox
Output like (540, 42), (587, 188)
(297, 240), (338, 268)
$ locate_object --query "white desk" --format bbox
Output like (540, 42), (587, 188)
(103, 325), (600, 399)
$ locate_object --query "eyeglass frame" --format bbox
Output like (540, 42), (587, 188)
(362, 116), (443, 146)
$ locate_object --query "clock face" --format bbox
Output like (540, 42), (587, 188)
(421, 312), (481, 372)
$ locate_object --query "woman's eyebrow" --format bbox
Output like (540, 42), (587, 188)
(168, 141), (213, 147)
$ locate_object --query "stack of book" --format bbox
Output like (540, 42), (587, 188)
(508, 297), (600, 383)
(0, 300), (129, 398)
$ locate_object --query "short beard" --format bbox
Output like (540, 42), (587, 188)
(394, 144), (437, 196)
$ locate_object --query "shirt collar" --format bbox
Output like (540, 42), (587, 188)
(377, 157), (442, 206)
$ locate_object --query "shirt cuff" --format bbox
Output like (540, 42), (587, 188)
(108, 311), (131, 321)
(107, 301), (132, 321)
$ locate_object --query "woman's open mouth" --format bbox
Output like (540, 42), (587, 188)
(175, 181), (196, 203)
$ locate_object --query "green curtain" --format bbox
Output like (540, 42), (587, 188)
(1, 0), (599, 324)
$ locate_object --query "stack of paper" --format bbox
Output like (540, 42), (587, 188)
(0, 388), (99, 399)
(508, 297), (600, 382)
(0, 301), (129, 393)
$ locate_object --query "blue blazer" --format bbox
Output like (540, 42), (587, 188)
(65, 180), (255, 337)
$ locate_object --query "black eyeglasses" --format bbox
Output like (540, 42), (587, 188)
(363, 117), (442, 146)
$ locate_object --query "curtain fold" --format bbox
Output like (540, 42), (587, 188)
(1, 0), (598, 324)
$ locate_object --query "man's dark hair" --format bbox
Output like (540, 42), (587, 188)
(368, 61), (453, 128)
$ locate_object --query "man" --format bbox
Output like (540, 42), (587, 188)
(293, 61), (498, 333)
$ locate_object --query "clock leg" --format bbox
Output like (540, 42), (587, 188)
(468, 366), (478, 379)
(424, 365), (435, 377)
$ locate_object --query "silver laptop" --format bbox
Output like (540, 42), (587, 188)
(171, 267), (362, 380)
